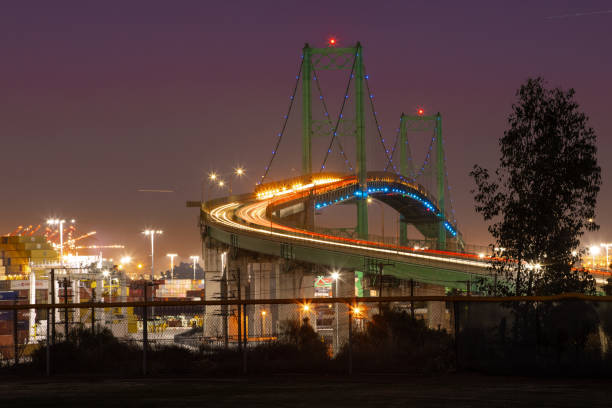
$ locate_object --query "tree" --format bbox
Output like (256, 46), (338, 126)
(161, 261), (204, 280)
(470, 78), (600, 296)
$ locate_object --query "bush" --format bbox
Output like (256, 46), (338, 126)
(337, 307), (455, 374)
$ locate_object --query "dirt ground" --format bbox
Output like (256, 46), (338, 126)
(0, 373), (609, 407)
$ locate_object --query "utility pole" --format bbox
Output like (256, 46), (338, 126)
(50, 269), (56, 345)
(410, 279), (415, 319)
(377, 262), (393, 314)
(236, 268), (242, 352)
(62, 277), (71, 338)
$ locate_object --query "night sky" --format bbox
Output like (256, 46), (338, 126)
(2, 1), (611, 269)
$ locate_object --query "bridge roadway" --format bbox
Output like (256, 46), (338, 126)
(202, 173), (492, 290)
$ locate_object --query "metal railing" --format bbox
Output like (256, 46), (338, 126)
(1, 294), (612, 376)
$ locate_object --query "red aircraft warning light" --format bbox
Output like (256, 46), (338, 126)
(417, 108), (425, 116)
(328, 37), (337, 47)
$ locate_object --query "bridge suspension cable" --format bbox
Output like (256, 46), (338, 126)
(258, 58), (304, 185)
(384, 123), (402, 173)
(319, 51), (358, 172)
(311, 62), (354, 173)
(363, 68), (407, 181)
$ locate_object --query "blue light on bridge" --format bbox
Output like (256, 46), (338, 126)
(444, 221), (458, 237)
(314, 182), (458, 237)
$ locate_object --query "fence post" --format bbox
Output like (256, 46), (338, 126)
(91, 288), (96, 335)
(348, 301), (353, 376)
(453, 300), (459, 369)
(50, 268), (56, 345)
(46, 306), (51, 376)
(237, 270), (242, 352)
(410, 279), (415, 319)
(142, 282), (148, 376)
(63, 278), (69, 339)
(242, 302), (247, 375)
(13, 301), (18, 368)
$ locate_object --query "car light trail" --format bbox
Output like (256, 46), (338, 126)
(210, 202), (488, 269)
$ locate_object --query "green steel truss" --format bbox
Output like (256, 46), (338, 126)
(302, 42), (368, 238)
(399, 113), (446, 250)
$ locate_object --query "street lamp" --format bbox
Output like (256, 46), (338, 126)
(142, 229), (163, 279)
(189, 255), (200, 281)
(47, 218), (75, 258)
(261, 309), (266, 337)
(589, 245), (601, 269)
(600, 243), (612, 270)
(331, 270), (340, 352)
(167, 253), (178, 280)
(201, 172), (219, 208)
(210, 167), (247, 196)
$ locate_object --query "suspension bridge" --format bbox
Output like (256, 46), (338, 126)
(194, 41), (491, 324)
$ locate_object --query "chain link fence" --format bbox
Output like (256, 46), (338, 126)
(1, 295), (611, 376)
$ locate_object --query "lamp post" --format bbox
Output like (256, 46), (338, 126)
(600, 243), (612, 270)
(190, 256), (200, 281)
(202, 172), (218, 210)
(589, 245), (601, 269)
(331, 270), (340, 352)
(47, 218), (75, 258)
(167, 254), (178, 280)
(142, 229), (163, 280)
(260, 310), (266, 337)
(210, 167), (246, 196)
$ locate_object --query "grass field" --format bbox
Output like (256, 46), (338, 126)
(0, 373), (609, 407)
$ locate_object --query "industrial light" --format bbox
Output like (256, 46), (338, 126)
(589, 246), (601, 255)
(142, 229), (163, 236)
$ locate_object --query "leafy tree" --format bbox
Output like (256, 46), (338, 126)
(471, 78), (600, 296)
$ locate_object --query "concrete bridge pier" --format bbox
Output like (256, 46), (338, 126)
(277, 262), (315, 330)
(202, 244), (228, 343)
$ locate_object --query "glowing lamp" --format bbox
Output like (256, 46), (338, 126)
(328, 37), (337, 46)
(417, 108), (425, 116)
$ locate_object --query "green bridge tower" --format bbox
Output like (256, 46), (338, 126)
(398, 112), (446, 250)
(302, 42), (368, 239)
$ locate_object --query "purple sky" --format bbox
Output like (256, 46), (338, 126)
(1, 1), (611, 269)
